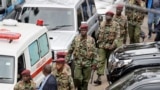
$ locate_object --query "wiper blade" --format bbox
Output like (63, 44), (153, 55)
(0, 77), (12, 79)
(49, 25), (72, 30)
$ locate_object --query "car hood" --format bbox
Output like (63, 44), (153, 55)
(114, 42), (160, 61)
(47, 31), (77, 51)
(0, 84), (13, 90)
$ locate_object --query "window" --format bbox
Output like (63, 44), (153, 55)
(20, 7), (75, 31)
(82, 0), (90, 21)
(88, 0), (96, 15)
(29, 40), (40, 66)
(0, 55), (15, 84)
(38, 33), (49, 57)
(17, 54), (26, 81)
(77, 7), (84, 28)
(7, 0), (12, 7)
(29, 33), (49, 66)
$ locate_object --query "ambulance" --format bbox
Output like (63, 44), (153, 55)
(0, 19), (52, 90)
(16, 0), (99, 59)
(0, 0), (25, 20)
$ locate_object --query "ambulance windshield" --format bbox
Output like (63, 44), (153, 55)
(20, 7), (75, 31)
(0, 55), (14, 84)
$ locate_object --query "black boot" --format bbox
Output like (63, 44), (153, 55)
(94, 75), (102, 85)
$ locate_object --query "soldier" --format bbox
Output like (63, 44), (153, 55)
(14, 69), (36, 90)
(65, 23), (97, 90)
(113, 4), (128, 46)
(94, 11), (120, 85)
(52, 58), (75, 90)
(125, 0), (146, 43)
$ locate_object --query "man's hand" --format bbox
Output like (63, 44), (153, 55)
(91, 64), (97, 70)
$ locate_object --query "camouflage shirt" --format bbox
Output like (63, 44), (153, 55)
(52, 64), (75, 90)
(14, 80), (36, 90)
(65, 35), (97, 67)
(113, 14), (127, 38)
(97, 20), (120, 48)
(125, 0), (146, 25)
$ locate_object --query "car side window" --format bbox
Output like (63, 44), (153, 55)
(38, 33), (49, 57)
(77, 6), (84, 28)
(82, 0), (90, 21)
(29, 40), (40, 66)
(7, 0), (12, 7)
(17, 54), (26, 81)
(88, 0), (96, 15)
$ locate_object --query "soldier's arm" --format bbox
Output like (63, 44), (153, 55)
(65, 37), (76, 63)
(109, 39), (118, 50)
(32, 82), (37, 90)
(69, 76), (75, 90)
(13, 83), (19, 90)
(96, 21), (106, 43)
(91, 38), (98, 65)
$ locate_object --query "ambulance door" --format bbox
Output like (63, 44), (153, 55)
(17, 53), (26, 82)
(27, 33), (52, 86)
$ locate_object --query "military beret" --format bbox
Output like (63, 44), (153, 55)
(116, 4), (123, 9)
(53, 58), (65, 63)
(57, 52), (67, 58)
(105, 11), (114, 17)
(80, 24), (88, 30)
(21, 69), (31, 76)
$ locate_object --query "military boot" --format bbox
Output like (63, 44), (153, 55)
(94, 75), (102, 85)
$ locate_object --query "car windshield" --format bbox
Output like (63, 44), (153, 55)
(20, 7), (75, 31)
(108, 72), (133, 90)
(0, 55), (15, 84)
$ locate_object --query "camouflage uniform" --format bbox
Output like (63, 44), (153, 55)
(14, 80), (36, 90)
(96, 20), (120, 76)
(113, 13), (128, 45)
(52, 64), (75, 90)
(125, 0), (146, 43)
(65, 35), (97, 90)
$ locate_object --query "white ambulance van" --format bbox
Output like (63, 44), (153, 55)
(16, 0), (99, 59)
(0, 19), (52, 90)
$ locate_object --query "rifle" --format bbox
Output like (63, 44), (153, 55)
(90, 69), (95, 84)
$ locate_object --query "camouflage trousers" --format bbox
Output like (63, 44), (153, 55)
(128, 23), (141, 44)
(96, 48), (112, 75)
(74, 66), (91, 90)
(117, 37), (124, 48)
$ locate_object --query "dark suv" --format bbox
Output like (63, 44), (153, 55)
(106, 42), (160, 83)
(107, 66), (160, 90)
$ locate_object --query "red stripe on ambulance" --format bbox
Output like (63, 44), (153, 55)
(31, 58), (53, 78)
